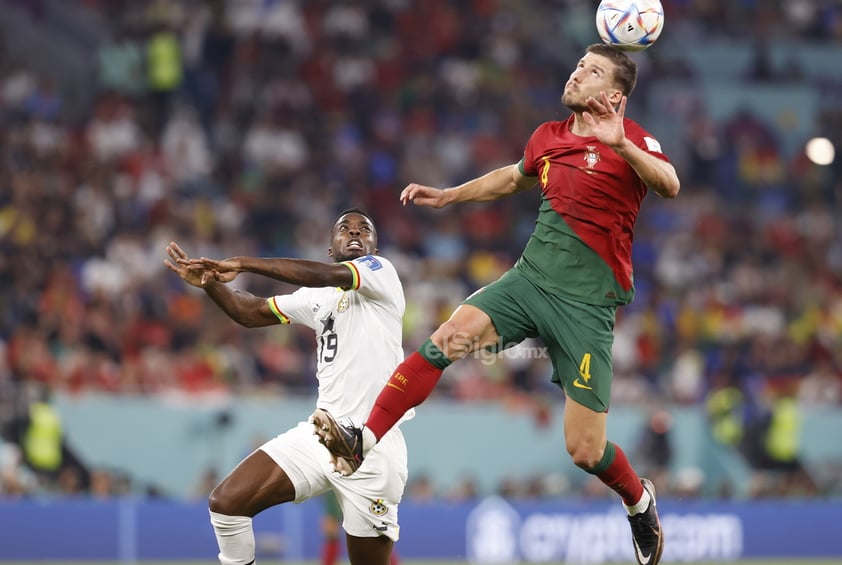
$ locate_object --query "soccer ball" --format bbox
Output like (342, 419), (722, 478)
(596, 0), (664, 52)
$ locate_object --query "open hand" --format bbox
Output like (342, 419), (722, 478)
(400, 183), (449, 208)
(582, 91), (626, 148)
(164, 242), (228, 287)
(189, 257), (242, 283)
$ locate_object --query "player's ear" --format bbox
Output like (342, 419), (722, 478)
(327, 247), (334, 259)
(608, 89), (623, 106)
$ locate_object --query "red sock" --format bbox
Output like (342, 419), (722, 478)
(366, 352), (443, 440)
(390, 551), (401, 565)
(596, 443), (644, 505)
(321, 538), (339, 565)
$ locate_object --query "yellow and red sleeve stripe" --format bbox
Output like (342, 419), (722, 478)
(266, 297), (291, 324)
(343, 261), (361, 290)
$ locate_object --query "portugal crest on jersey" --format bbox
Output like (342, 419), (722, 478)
(584, 145), (600, 169)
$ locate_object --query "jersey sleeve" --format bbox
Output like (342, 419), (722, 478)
(519, 123), (550, 177)
(341, 255), (403, 304)
(266, 287), (317, 330)
(625, 119), (671, 163)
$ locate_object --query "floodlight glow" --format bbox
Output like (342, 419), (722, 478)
(805, 137), (835, 166)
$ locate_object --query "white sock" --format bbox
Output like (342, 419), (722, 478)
(623, 489), (651, 516)
(209, 510), (255, 565)
(361, 426), (377, 456)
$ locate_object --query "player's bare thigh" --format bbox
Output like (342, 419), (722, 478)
(347, 534), (393, 565)
(431, 304), (500, 360)
(209, 449), (296, 516)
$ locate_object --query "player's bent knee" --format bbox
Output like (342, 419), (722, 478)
(572, 453), (602, 471)
(432, 321), (481, 359)
(431, 321), (460, 342)
(207, 487), (227, 514)
(208, 481), (241, 516)
(567, 443), (602, 471)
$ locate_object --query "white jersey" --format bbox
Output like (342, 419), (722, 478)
(266, 254), (414, 427)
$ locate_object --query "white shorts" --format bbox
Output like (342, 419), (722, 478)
(259, 421), (408, 541)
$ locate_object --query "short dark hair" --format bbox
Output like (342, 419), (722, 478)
(585, 43), (638, 96)
(335, 207), (375, 226)
(333, 208), (378, 240)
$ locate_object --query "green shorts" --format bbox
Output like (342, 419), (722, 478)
(462, 268), (616, 412)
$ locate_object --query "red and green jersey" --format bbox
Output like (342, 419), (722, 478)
(515, 115), (670, 306)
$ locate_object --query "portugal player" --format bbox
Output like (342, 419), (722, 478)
(315, 44), (679, 565)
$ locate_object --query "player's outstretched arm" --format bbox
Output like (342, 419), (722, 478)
(400, 163), (535, 207)
(188, 256), (356, 290)
(165, 242), (278, 328)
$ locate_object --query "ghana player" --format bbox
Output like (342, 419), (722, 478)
(321, 490), (401, 565)
(165, 209), (411, 565)
(313, 44), (679, 565)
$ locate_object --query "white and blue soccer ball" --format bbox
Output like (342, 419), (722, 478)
(596, 0), (664, 52)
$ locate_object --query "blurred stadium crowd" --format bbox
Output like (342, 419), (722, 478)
(1, 0), (841, 499)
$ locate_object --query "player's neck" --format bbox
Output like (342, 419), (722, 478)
(569, 113), (594, 138)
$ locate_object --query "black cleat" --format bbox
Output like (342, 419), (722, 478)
(627, 478), (664, 565)
(311, 409), (364, 475)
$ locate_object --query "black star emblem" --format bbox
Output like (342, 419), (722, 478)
(320, 314), (335, 335)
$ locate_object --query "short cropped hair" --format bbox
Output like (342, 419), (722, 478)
(335, 208), (375, 226)
(585, 43), (638, 96)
